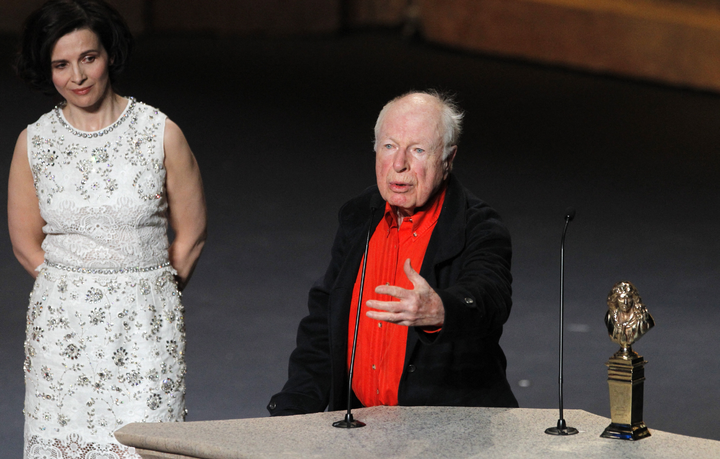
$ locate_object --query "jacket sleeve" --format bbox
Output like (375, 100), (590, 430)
(419, 199), (513, 344)
(267, 204), (355, 416)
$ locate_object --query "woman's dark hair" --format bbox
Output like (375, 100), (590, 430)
(15, 0), (133, 95)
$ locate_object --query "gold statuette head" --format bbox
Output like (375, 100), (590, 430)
(605, 281), (655, 350)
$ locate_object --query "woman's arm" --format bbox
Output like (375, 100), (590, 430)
(164, 119), (207, 291)
(8, 129), (46, 278)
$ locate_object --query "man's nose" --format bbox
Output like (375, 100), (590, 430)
(392, 148), (409, 172)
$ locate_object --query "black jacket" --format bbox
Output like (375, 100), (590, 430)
(268, 175), (518, 415)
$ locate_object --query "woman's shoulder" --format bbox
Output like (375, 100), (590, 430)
(27, 107), (59, 131)
(129, 98), (168, 122)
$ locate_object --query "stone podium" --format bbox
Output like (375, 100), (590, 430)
(115, 406), (720, 459)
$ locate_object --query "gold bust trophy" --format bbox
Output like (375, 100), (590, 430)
(601, 281), (655, 440)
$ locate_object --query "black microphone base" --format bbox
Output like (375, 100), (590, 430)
(545, 426), (579, 435)
(332, 413), (366, 428)
(545, 419), (578, 435)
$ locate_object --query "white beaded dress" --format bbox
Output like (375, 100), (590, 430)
(23, 98), (186, 459)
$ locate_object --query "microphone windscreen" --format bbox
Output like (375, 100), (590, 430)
(565, 207), (576, 222)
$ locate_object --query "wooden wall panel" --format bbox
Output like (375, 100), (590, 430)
(0, 0), (146, 34)
(151, 0), (340, 35)
(345, 0), (409, 26)
(417, 0), (720, 91)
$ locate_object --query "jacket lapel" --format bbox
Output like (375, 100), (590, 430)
(403, 175), (467, 368)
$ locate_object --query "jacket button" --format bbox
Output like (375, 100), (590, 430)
(464, 298), (474, 304)
(268, 402), (276, 410)
(408, 364), (416, 373)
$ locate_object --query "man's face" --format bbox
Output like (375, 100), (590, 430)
(375, 95), (455, 218)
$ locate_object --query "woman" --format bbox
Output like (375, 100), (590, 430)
(8, 1), (207, 457)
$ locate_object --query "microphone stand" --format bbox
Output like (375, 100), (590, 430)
(545, 208), (578, 436)
(333, 208), (376, 428)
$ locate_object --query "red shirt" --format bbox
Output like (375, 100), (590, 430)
(347, 185), (447, 407)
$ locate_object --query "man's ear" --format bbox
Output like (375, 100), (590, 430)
(444, 145), (457, 175)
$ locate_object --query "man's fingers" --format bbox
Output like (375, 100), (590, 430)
(403, 258), (420, 286)
(366, 299), (403, 313)
(374, 284), (407, 299)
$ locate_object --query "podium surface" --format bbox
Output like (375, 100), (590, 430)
(115, 406), (720, 459)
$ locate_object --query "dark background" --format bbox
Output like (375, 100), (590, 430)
(1, 28), (719, 456)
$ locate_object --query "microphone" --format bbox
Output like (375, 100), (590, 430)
(565, 207), (576, 222)
(333, 195), (382, 428)
(545, 207), (579, 436)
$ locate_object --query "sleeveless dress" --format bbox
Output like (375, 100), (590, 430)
(23, 98), (187, 459)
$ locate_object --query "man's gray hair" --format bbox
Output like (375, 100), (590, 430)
(373, 89), (464, 160)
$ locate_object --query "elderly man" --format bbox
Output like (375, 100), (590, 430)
(268, 90), (518, 416)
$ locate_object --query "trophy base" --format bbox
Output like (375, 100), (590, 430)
(601, 422), (651, 441)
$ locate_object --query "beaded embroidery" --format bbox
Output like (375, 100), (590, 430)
(45, 261), (172, 275)
(24, 99), (184, 459)
(53, 97), (137, 138)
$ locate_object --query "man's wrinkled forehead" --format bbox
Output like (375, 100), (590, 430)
(379, 97), (444, 143)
